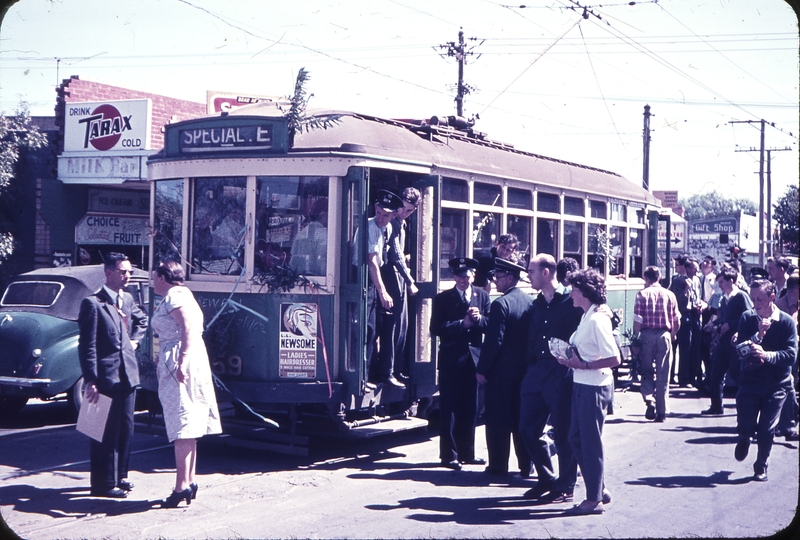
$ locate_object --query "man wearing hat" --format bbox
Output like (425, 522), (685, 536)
(363, 189), (405, 388)
(476, 257), (533, 477)
(430, 257), (491, 470)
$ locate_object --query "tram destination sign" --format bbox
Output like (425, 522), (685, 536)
(169, 116), (290, 156)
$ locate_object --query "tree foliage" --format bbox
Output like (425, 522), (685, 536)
(283, 67), (340, 146)
(773, 184), (799, 255)
(0, 103), (47, 261)
(679, 191), (758, 222)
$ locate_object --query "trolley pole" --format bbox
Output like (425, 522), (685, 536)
(642, 104), (652, 191)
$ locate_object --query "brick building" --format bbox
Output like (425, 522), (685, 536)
(24, 76), (207, 271)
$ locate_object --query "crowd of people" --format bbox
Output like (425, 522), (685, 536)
(430, 244), (798, 515)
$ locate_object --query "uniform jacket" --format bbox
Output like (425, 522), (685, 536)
(430, 286), (491, 372)
(477, 287), (533, 380)
(78, 287), (148, 394)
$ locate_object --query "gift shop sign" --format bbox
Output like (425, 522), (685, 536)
(75, 214), (149, 246)
(63, 100), (151, 152)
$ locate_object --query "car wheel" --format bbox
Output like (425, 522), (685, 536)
(68, 377), (85, 419)
(0, 395), (28, 415)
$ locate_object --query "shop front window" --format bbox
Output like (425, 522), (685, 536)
(255, 176), (329, 276)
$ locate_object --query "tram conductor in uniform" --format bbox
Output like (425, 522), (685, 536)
(476, 257), (533, 476)
(430, 257), (491, 470)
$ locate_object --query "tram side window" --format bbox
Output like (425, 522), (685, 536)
(154, 179), (184, 263)
(590, 200), (607, 219)
(192, 177), (247, 275)
(473, 210), (499, 265)
(629, 228), (643, 278)
(564, 196), (585, 217)
(507, 215), (531, 267)
(537, 192), (560, 213)
(609, 226), (625, 276)
(474, 182), (502, 206)
(442, 178), (468, 202)
(440, 208), (467, 280)
(255, 176), (329, 276)
(508, 188), (532, 210)
(564, 220), (583, 265)
(536, 218), (559, 259)
(588, 224), (607, 272)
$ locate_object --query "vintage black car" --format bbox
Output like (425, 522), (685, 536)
(0, 265), (152, 416)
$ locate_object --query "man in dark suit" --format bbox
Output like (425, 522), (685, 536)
(430, 257), (491, 470)
(78, 253), (148, 498)
(477, 257), (533, 477)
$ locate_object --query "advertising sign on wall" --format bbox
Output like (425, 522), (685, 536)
(63, 99), (152, 153)
(74, 214), (149, 246)
(207, 91), (288, 115)
(279, 303), (318, 379)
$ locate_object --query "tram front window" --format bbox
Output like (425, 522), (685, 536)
(192, 177), (247, 275)
(255, 176), (329, 277)
(154, 179), (184, 263)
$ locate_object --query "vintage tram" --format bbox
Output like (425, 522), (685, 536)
(147, 104), (662, 446)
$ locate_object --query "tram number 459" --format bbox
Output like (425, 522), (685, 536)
(212, 355), (242, 377)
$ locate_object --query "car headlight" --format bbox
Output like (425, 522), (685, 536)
(31, 349), (42, 358)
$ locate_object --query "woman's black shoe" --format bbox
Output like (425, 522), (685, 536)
(161, 488), (192, 508)
(190, 483), (198, 500)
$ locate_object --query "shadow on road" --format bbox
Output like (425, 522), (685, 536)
(0, 483), (158, 519)
(625, 469), (753, 489)
(366, 494), (582, 524)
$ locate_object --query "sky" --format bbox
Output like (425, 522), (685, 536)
(1, 0), (797, 207)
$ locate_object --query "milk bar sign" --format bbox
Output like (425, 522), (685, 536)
(180, 124), (275, 152)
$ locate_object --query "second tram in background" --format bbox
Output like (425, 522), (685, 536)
(147, 104), (662, 451)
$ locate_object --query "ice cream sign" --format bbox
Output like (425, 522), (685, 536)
(63, 99), (151, 153)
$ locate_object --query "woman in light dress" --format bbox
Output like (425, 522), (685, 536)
(152, 260), (221, 508)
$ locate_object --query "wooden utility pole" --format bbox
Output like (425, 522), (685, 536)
(731, 119), (792, 267)
(437, 29), (482, 117)
(642, 104), (652, 191)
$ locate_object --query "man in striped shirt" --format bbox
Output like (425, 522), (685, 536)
(634, 266), (681, 422)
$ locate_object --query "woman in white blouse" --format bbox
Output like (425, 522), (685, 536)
(556, 268), (620, 515)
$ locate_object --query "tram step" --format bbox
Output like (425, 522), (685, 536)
(345, 416), (429, 439)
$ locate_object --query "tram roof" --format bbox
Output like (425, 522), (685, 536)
(290, 110), (658, 206)
(162, 105), (658, 206)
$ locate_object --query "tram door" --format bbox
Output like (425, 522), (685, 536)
(339, 167), (371, 394)
(407, 176), (440, 394)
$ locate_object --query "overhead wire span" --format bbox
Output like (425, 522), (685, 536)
(479, 17), (582, 115)
(577, 22), (633, 163)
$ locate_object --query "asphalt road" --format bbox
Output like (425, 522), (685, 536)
(1, 385), (798, 539)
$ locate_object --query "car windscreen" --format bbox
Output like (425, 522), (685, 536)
(1, 281), (64, 307)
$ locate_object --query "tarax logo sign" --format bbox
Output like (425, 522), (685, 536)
(63, 99), (151, 153)
(78, 104), (133, 150)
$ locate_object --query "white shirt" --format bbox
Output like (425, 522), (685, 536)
(570, 304), (617, 387)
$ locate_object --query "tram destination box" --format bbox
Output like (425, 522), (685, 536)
(162, 116), (290, 157)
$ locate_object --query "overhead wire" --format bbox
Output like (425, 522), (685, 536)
(577, 21), (632, 162)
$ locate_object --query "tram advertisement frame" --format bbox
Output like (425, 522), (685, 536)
(279, 302), (318, 379)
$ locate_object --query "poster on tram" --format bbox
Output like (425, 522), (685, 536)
(278, 303), (318, 379)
